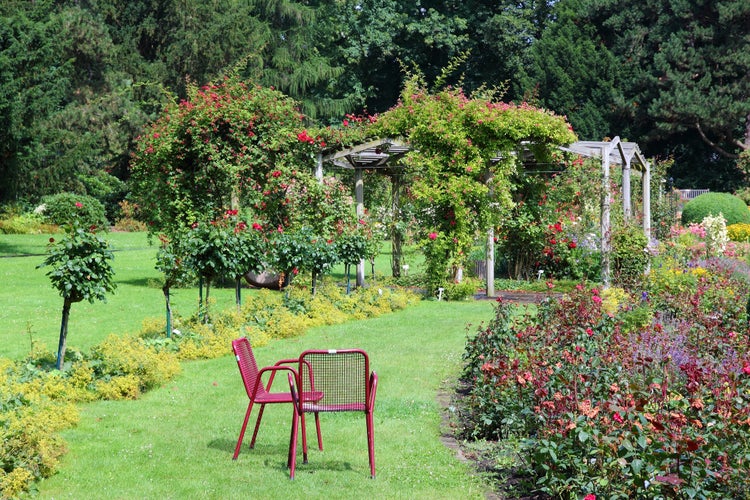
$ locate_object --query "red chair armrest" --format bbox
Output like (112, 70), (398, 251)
(257, 365), (299, 394)
(368, 371), (377, 410)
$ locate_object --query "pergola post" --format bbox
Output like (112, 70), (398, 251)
(355, 167), (366, 287)
(315, 152), (323, 180)
(600, 142), (613, 287)
(641, 156), (652, 242)
(622, 157), (632, 220)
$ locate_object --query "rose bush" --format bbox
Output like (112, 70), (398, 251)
(461, 264), (750, 498)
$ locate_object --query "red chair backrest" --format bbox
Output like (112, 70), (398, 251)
(232, 338), (265, 399)
(298, 349), (370, 412)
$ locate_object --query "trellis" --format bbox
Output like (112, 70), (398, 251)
(319, 136), (652, 291)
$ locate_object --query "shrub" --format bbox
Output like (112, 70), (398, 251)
(461, 270), (750, 498)
(612, 224), (649, 289)
(39, 193), (108, 228)
(727, 223), (750, 242)
(89, 334), (181, 391)
(113, 200), (147, 232)
(0, 213), (57, 234)
(681, 192), (750, 226)
(442, 278), (480, 301)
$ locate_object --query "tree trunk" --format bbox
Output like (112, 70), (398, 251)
(56, 298), (72, 371)
(163, 286), (172, 338)
(235, 277), (242, 313)
(203, 277), (212, 323)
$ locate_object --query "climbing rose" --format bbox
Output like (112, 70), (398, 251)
(428, 232), (438, 240)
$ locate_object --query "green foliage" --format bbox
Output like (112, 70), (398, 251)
(38, 218), (116, 305)
(130, 78), (317, 232)
(681, 192), (750, 226)
(373, 75), (576, 293)
(0, 212), (56, 235)
(519, 0), (619, 140)
(442, 278), (480, 301)
(611, 224), (650, 289)
(461, 269), (750, 497)
(40, 193), (108, 228)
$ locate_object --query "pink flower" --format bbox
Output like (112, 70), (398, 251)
(428, 232), (438, 240)
(271, 170), (282, 178)
(75, 202), (83, 208)
(584, 495), (596, 500)
(592, 296), (602, 304)
(343, 119), (349, 126)
(742, 363), (750, 375)
(252, 222), (263, 231)
(613, 412), (623, 423)
(586, 328), (593, 337)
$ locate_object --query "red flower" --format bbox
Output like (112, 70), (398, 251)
(252, 222), (263, 231)
(75, 202), (83, 208)
(428, 232), (438, 240)
(742, 363), (750, 375)
(343, 119), (349, 127)
(584, 495), (596, 500)
(586, 328), (593, 337)
(568, 241), (577, 249)
(613, 412), (624, 423)
(271, 170), (282, 178)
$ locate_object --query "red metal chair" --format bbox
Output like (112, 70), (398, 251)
(287, 349), (378, 479)
(231, 337), (322, 460)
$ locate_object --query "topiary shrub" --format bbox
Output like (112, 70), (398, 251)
(40, 193), (108, 228)
(681, 192), (750, 226)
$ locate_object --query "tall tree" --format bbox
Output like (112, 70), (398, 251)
(585, 0), (750, 187)
(519, 0), (620, 140)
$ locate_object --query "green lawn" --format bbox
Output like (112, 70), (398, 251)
(36, 299), (496, 499)
(0, 233), (415, 360)
(2, 232), (500, 498)
(0, 232), (241, 360)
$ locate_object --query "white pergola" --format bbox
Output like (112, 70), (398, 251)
(561, 137), (652, 287)
(318, 136), (651, 290)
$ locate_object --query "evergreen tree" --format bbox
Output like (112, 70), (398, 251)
(520, 0), (620, 140)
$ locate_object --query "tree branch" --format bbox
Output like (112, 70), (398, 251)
(694, 122), (739, 159)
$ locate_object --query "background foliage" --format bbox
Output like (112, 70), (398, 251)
(1, 0), (749, 216)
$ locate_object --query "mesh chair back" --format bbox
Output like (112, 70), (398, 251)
(299, 350), (369, 413)
(232, 338), (264, 399)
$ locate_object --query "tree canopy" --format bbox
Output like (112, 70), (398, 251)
(2, 0), (749, 211)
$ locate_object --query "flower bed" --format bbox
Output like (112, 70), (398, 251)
(461, 258), (750, 498)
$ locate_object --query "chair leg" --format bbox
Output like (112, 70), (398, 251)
(314, 412), (323, 450)
(288, 408), (298, 479)
(366, 410), (375, 478)
(232, 401), (254, 460)
(300, 413), (309, 464)
(249, 403), (267, 448)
